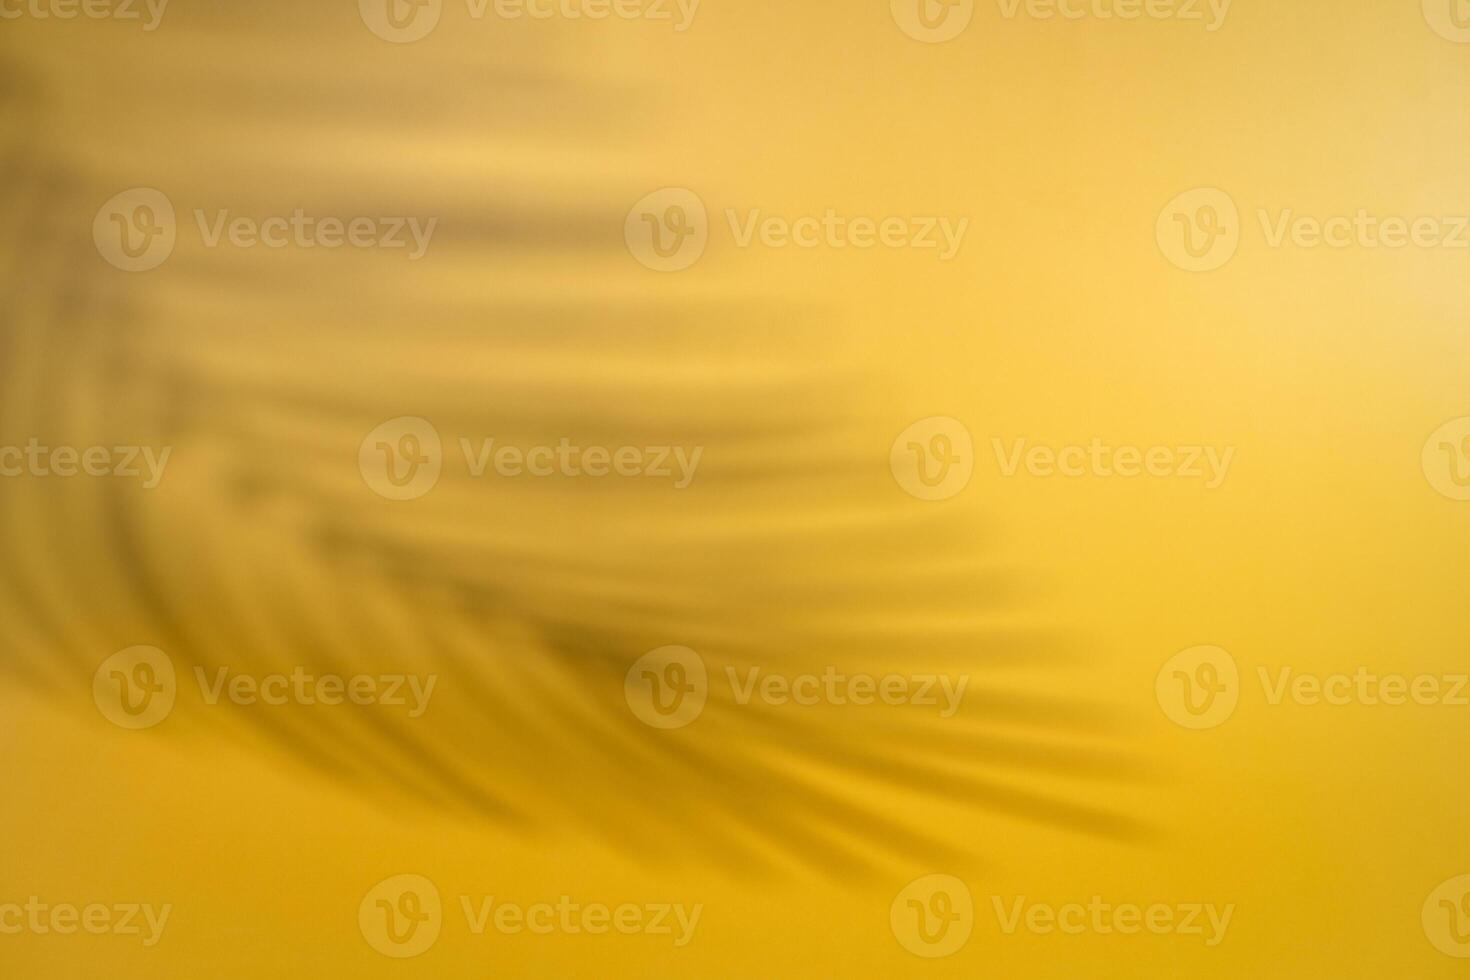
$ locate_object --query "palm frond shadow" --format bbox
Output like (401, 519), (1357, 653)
(0, 19), (1154, 878)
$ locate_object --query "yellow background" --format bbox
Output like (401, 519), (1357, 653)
(3, 0), (1469, 976)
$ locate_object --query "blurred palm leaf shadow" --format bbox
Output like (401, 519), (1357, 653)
(0, 3), (1148, 877)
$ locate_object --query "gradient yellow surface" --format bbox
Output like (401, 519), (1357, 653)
(3, 0), (1470, 976)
